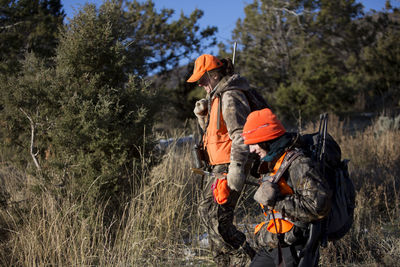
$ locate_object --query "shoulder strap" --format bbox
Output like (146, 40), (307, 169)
(215, 86), (268, 130)
(262, 150), (303, 184)
(216, 93), (222, 130)
(215, 88), (258, 131)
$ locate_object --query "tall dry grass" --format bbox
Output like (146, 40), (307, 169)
(0, 116), (399, 266)
(0, 135), (211, 266)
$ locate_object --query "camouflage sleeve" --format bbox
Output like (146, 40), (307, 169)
(221, 90), (251, 163)
(275, 156), (332, 223)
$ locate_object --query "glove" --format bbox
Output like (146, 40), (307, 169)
(227, 161), (246, 192)
(194, 98), (208, 117)
(193, 98), (208, 130)
(254, 181), (280, 208)
(212, 178), (230, 205)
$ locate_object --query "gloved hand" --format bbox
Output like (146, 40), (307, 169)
(227, 161), (246, 192)
(194, 98), (208, 117)
(193, 98), (208, 130)
(212, 178), (230, 205)
(254, 181), (280, 208)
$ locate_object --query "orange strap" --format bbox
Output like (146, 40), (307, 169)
(254, 221), (266, 235)
(254, 152), (296, 235)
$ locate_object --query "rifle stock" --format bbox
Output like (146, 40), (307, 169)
(298, 222), (322, 267)
(191, 168), (259, 187)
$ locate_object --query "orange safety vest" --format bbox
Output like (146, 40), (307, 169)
(203, 96), (231, 165)
(254, 152), (295, 235)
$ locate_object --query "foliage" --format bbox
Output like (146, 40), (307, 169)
(275, 46), (357, 119)
(358, 9), (400, 110)
(228, 0), (399, 122)
(0, 0), (217, 213)
(0, 54), (56, 167)
(232, 0), (309, 94)
(0, 0), (64, 73)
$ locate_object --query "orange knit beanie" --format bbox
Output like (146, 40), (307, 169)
(242, 108), (286, 145)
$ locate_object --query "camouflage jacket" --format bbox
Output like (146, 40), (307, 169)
(256, 152), (332, 248)
(201, 74), (252, 164)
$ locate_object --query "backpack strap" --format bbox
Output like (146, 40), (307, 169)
(261, 150), (304, 184)
(259, 150), (304, 267)
(215, 87), (268, 131)
(216, 93), (222, 130)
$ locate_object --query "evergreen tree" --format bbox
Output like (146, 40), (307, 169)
(0, 0), (217, 214)
(232, 0), (313, 96)
(358, 8), (400, 111)
(0, 0), (64, 73)
(0, 53), (56, 168)
(230, 0), (399, 121)
(275, 0), (363, 120)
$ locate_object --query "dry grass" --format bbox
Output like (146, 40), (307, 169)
(0, 137), (210, 266)
(0, 116), (399, 266)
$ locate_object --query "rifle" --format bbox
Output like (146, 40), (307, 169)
(191, 122), (209, 192)
(191, 143), (207, 169)
(191, 168), (259, 187)
(298, 113), (329, 266)
(232, 41), (237, 65)
(298, 222), (321, 267)
(316, 113), (329, 248)
(192, 168), (226, 178)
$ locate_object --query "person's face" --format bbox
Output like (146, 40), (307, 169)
(249, 144), (268, 159)
(198, 72), (219, 93)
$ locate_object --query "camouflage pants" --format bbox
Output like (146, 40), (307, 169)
(198, 164), (254, 266)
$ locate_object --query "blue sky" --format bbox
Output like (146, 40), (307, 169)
(61, 0), (399, 56)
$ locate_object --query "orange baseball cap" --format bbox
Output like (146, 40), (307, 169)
(187, 54), (223, 83)
(242, 108), (286, 145)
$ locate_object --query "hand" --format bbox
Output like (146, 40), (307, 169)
(193, 98), (208, 117)
(227, 161), (246, 192)
(254, 181), (280, 208)
(212, 178), (230, 205)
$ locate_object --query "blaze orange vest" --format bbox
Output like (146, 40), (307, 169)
(254, 152), (295, 235)
(203, 96), (231, 165)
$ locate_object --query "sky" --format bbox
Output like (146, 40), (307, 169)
(61, 0), (399, 57)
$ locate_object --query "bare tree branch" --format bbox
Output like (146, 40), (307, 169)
(20, 108), (41, 171)
(269, 6), (311, 28)
(0, 21), (24, 30)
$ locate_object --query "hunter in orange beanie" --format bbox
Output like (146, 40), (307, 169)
(243, 108), (331, 267)
(242, 108), (286, 145)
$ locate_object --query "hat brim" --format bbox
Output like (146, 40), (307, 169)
(186, 70), (205, 83)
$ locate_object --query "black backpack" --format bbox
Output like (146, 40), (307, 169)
(300, 114), (356, 243)
(241, 87), (269, 112)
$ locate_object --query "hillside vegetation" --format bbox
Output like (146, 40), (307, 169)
(1, 116), (399, 266)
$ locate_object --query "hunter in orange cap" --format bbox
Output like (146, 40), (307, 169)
(186, 54), (223, 83)
(187, 54), (258, 265)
